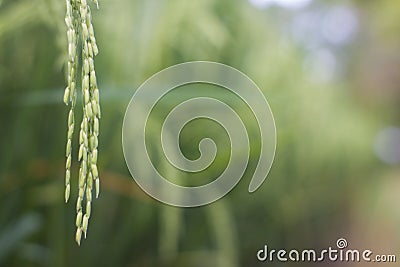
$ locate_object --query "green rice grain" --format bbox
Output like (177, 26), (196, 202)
(64, 0), (101, 246)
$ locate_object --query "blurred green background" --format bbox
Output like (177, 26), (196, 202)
(1, 0), (400, 266)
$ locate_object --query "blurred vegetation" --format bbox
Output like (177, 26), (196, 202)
(1, 0), (400, 266)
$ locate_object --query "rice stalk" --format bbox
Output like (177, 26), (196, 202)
(63, 0), (101, 246)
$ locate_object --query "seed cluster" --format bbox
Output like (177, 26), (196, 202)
(64, 0), (100, 246)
